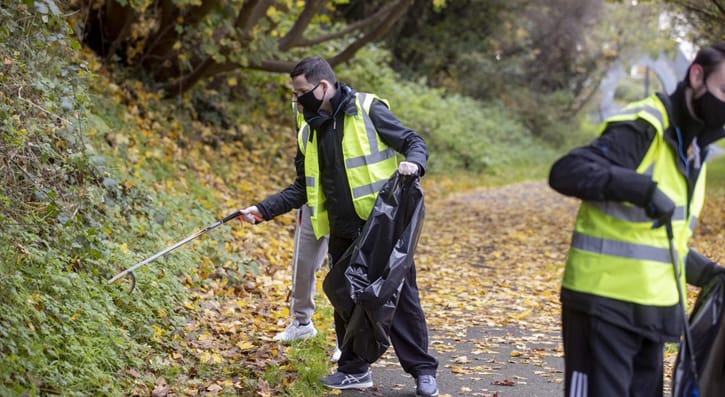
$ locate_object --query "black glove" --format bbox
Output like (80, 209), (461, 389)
(686, 250), (725, 286)
(645, 187), (675, 223)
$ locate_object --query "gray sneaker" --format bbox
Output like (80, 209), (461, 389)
(416, 374), (439, 397)
(321, 370), (373, 390)
(273, 320), (317, 342)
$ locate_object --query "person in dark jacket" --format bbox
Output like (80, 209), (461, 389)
(549, 43), (725, 397)
(239, 56), (439, 397)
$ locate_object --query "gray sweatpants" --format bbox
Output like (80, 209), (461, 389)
(291, 205), (329, 324)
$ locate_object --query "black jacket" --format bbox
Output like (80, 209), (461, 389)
(257, 83), (428, 239)
(549, 82), (725, 342)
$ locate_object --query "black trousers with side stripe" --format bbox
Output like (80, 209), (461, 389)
(562, 306), (664, 397)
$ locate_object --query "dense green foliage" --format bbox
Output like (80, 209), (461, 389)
(1, 5), (145, 393)
(0, 5), (255, 395)
(386, 0), (677, 143)
(337, 48), (588, 174)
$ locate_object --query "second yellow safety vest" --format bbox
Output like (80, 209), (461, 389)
(298, 92), (400, 239)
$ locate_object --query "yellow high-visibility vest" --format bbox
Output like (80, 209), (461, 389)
(564, 95), (706, 306)
(298, 92), (399, 239)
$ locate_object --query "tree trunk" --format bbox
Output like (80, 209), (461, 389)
(140, 0), (220, 81)
(82, 1), (136, 60)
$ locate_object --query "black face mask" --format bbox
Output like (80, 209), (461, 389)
(296, 83), (323, 113)
(693, 87), (725, 129)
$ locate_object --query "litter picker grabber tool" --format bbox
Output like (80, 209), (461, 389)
(108, 209), (245, 293)
(666, 220), (701, 397)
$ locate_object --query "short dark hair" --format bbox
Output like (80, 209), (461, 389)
(686, 43), (725, 84)
(290, 56), (337, 85)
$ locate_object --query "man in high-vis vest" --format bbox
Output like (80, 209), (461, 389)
(549, 43), (725, 397)
(239, 57), (439, 397)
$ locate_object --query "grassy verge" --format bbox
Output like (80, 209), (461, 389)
(0, 7), (196, 395)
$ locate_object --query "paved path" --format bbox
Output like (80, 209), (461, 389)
(341, 327), (563, 397)
(340, 181), (571, 397)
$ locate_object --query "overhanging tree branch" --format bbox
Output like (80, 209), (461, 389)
(160, 57), (219, 96)
(161, 56), (297, 97)
(673, 0), (721, 19)
(139, 0), (219, 78)
(329, 0), (414, 66)
(277, 0), (325, 51)
(294, 1), (407, 49)
(711, 0), (725, 15)
(235, 0), (272, 34)
(98, 1), (136, 59)
(106, 0), (417, 96)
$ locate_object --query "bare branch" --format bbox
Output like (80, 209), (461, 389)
(161, 57), (219, 97)
(675, 0), (721, 19)
(293, 1), (406, 49)
(146, 0), (219, 58)
(249, 59), (297, 74)
(99, 1), (137, 59)
(179, 0), (415, 81)
(221, 59), (297, 75)
(235, 0), (274, 35)
(104, 14), (134, 61)
(140, 0), (220, 76)
(568, 64), (608, 116)
(278, 0), (325, 51)
(161, 55), (298, 97)
(710, 0), (725, 16)
(329, 0), (414, 66)
(148, 0), (415, 94)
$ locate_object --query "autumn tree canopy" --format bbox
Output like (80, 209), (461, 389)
(73, 0), (415, 96)
(665, 0), (725, 46)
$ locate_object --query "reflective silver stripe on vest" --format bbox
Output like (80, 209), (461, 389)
(345, 93), (397, 169)
(585, 161), (679, 223)
(359, 93), (378, 153)
(352, 179), (388, 199)
(571, 231), (675, 263)
(300, 124), (310, 152)
(616, 105), (664, 129)
(305, 204), (315, 216)
(306, 176), (315, 187)
(588, 202), (686, 222)
(346, 148), (397, 168)
(690, 216), (698, 232)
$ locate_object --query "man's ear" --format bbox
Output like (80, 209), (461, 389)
(689, 64), (705, 89)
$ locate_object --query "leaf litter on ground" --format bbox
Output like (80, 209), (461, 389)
(95, 66), (725, 395)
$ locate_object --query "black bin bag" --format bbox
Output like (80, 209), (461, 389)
(672, 273), (725, 397)
(323, 172), (425, 363)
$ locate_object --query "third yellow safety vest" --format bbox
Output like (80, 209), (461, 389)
(564, 95), (706, 306)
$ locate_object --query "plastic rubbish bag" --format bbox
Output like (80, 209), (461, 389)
(323, 172), (425, 363)
(672, 273), (725, 397)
